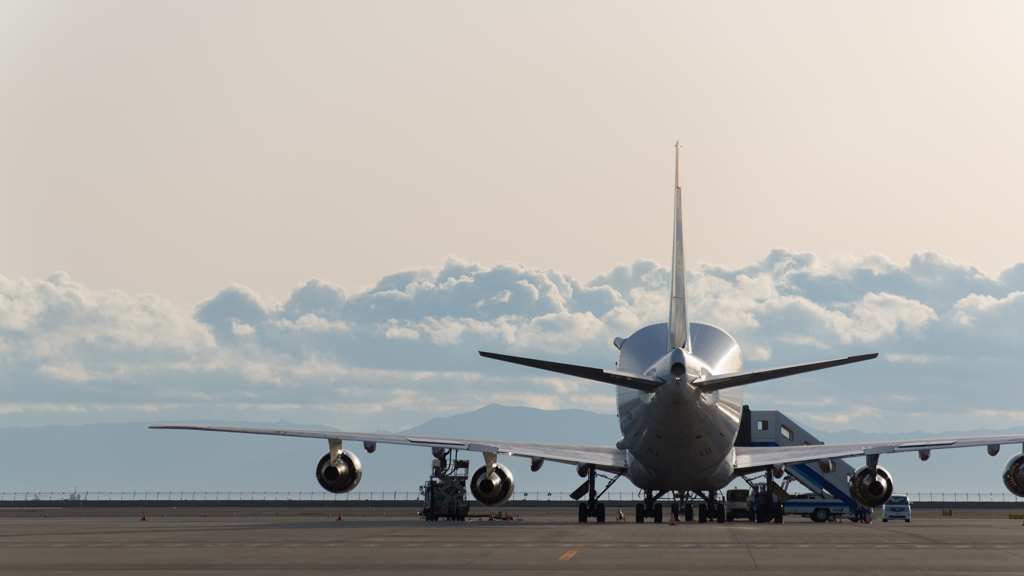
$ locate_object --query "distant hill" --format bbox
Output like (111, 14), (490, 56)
(0, 405), (1017, 496)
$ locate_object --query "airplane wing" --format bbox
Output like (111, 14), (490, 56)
(148, 423), (628, 473)
(734, 434), (1024, 471)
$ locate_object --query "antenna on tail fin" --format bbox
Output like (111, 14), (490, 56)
(668, 141), (690, 352)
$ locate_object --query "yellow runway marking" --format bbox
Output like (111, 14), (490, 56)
(558, 550), (578, 561)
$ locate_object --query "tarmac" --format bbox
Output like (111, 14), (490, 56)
(2, 505), (1023, 574)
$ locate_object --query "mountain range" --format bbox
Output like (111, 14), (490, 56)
(1, 405), (1017, 497)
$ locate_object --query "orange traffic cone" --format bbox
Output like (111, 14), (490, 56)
(489, 510), (494, 521)
(336, 509), (343, 521)
(670, 513), (676, 525)
(140, 509), (147, 521)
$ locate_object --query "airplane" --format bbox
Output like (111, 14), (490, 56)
(151, 143), (1024, 523)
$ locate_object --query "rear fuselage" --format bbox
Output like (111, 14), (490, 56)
(615, 322), (744, 491)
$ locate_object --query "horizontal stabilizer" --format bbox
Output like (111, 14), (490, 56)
(693, 353), (878, 392)
(479, 351), (662, 392)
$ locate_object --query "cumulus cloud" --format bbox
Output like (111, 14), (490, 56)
(2, 249), (1024, 432)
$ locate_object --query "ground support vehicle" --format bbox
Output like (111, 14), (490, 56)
(782, 496), (855, 522)
(421, 449), (469, 521)
(725, 489), (755, 521)
(882, 494), (912, 522)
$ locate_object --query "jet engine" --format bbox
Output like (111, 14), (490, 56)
(848, 465), (894, 507)
(470, 463), (514, 506)
(1003, 453), (1024, 497)
(315, 450), (363, 494)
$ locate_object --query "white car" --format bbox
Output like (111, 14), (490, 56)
(882, 494), (912, 522)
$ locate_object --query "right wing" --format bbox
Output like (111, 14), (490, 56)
(149, 423), (628, 473)
(735, 433), (1024, 471)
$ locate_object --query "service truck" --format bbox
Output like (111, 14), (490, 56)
(782, 494), (856, 522)
(725, 488), (755, 521)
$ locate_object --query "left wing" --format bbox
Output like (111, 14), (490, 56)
(735, 434), (1024, 471)
(148, 424), (628, 473)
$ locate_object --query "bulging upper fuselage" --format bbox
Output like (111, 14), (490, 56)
(615, 322), (744, 491)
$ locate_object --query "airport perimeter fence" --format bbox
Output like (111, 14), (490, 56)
(2, 491), (1023, 503)
(0, 491), (640, 503)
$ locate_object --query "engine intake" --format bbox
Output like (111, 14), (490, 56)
(470, 463), (514, 506)
(849, 465), (894, 507)
(316, 450), (362, 494)
(1003, 453), (1024, 497)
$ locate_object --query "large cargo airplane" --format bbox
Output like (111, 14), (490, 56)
(152, 144), (1024, 523)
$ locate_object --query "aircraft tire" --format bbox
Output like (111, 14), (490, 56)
(684, 503), (694, 522)
(635, 503), (644, 523)
(671, 503), (679, 520)
(596, 503), (605, 523)
(698, 503), (707, 524)
(717, 503), (726, 523)
(654, 503), (663, 523)
(578, 503), (588, 523)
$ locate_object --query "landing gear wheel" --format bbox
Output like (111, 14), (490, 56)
(905, 519), (910, 523)
(579, 503), (588, 523)
(596, 503), (605, 523)
(671, 503), (679, 521)
(635, 503), (644, 523)
(882, 518), (888, 523)
(812, 508), (828, 523)
(717, 503), (726, 523)
(654, 503), (663, 523)
(698, 503), (707, 524)
(684, 503), (694, 522)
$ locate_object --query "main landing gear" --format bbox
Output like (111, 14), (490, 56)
(635, 490), (669, 523)
(573, 465), (621, 523)
(689, 491), (726, 524)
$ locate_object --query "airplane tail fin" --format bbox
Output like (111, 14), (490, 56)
(668, 141), (690, 352)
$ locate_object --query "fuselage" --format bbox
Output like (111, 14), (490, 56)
(615, 322), (744, 491)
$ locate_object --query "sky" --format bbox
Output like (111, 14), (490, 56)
(1, 1), (1024, 438)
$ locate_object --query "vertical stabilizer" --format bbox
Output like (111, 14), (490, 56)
(668, 142), (690, 352)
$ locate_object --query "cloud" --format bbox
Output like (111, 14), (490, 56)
(2, 249), (1024, 432)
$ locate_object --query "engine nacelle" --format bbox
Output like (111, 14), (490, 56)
(470, 463), (514, 506)
(1002, 453), (1024, 497)
(849, 465), (894, 507)
(316, 450), (362, 494)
